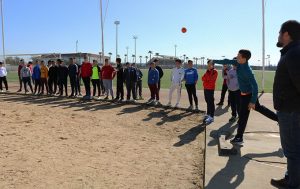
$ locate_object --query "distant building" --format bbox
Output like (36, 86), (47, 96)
(34, 53), (109, 65)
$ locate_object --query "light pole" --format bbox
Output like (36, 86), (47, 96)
(126, 46), (129, 62)
(108, 52), (112, 60)
(155, 52), (159, 57)
(132, 54), (135, 63)
(124, 54), (127, 62)
(0, 0), (5, 66)
(76, 40), (78, 53)
(183, 54), (186, 63)
(133, 35), (138, 63)
(262, 0), (266, 92)
(267, 54), (270, 67)
(139, 56), (142, 66)
(174, 45), (177, 58)
(114, 20), (120, 61)
(100, 0), (105, 68)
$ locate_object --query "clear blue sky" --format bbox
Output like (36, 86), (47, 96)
(2, 0), (300, 65)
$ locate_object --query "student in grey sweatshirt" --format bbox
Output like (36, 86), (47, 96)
(226, 64), (240, 122)
(20, 63), (33, 94)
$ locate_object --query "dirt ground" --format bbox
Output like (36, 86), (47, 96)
(0, 93), (205, 189)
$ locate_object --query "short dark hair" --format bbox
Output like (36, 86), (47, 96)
(0, 62), (3, 65)
(116, 58), (121, 63)
(280, 20), (300, 41)
(175, 59), (182, 64)
(238, 49), (251, 61)
(125, 62), (130, 66)
(153, 59), (159, 62)
(188, 60), (193, 64)
(57, 59), (63, 63)
(207, 60), (214, 65)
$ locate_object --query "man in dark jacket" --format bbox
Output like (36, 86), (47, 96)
(57, 59), (69, 96)
(124, 62), (137, 101)
(271, 20), (300, 189)
(68, 58), (78, 97)
(132, 63), (143, 100)
(48, 60), (58, 95)
(153, 59), (163, 105)
(115, 58), (124, 101)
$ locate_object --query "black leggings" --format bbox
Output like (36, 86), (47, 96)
(91, 79), (101, 96)
(185, 84), (198, 106)
(0, 76), (8, 90)
(204, 89), (215, 117)
(22, 77), (33, 93)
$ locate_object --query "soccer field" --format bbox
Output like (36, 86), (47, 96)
(7, 69), (275, 93)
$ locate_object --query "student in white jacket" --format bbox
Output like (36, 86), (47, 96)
(167, 59), (185, 108)
(0, 62), (8, 92)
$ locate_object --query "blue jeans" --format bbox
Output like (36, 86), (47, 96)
(278, 111), (300, 189)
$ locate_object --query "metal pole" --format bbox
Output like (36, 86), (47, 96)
(114, 21), (120, 61)
(262, 0), (265, 93)
(133, 36), (137, 63)
(175, 45), (177, 58)
(76, 40), (78, 53)
(100, 0), (105, 65)
(1, 0), (5, 66)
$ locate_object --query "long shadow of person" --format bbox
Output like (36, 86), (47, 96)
(208, 122), (238, 147)
(205, 148), (284, 189)
(214, 105), (230, 117)
(156, 111), (194, 126)
(173, 123), (206, 147)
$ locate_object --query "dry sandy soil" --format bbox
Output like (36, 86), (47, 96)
(0, 93), (205, 189)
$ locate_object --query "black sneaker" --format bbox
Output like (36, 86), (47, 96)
(270, 177), (288, 188)
(230, 137), (243, 145)
(216, 102), (223, 106)
(229, 116), (237, 122)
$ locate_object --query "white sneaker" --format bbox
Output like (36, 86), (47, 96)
(174, 103), (179, 108)
(0, 90), (3, 93)
(195, 106), (199, 111)
(166, 102), (171, 107)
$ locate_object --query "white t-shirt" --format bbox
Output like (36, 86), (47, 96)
(171, 67), (185, 84)
(0, 67), (7, 77)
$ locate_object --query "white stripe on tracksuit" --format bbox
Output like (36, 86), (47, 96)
(168, 67), (185, 104)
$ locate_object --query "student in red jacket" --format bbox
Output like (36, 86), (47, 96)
(202, 60), (218, 124)
(102, 59), (116, 100)
(81, 56), (93, 99)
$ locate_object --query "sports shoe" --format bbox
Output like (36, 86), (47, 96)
(139, 96), (144, 100)
(187, 105), (194, 110)
(174, 103), (179, 108)
(195, 105), (199, 111)
(230, 136), (243, 145)
(147, 99), (154, 104)
(0, 90), (3, 93)
(270, 177), (288, 188)
(156, 101), (162, 106)
(166, 102), (171, 107)
(104, 96), (109, 100)
(17, 89), (22, 92)
(229, 116), (237, 122)
(216, 102), (223, 106)
(205, 116), (214, 124)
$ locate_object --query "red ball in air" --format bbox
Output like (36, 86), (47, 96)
(181, 27), (187, 33)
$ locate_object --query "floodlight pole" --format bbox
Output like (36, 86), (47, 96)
(0, 0), (6, 66)
(114, 21), (120, 61)
(262, 0), (265, 93)
(100, 0), (105, 65)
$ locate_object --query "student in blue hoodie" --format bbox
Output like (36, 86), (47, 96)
(32, 60), (41, 95)
(184, 60), (199, 110)
(213, 49), (278, 145)
(147, 62), (160, 105)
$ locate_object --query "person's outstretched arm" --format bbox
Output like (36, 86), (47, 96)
(213, 59), (238, 66)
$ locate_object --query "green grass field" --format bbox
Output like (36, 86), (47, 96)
(7, 69), (275, 93)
